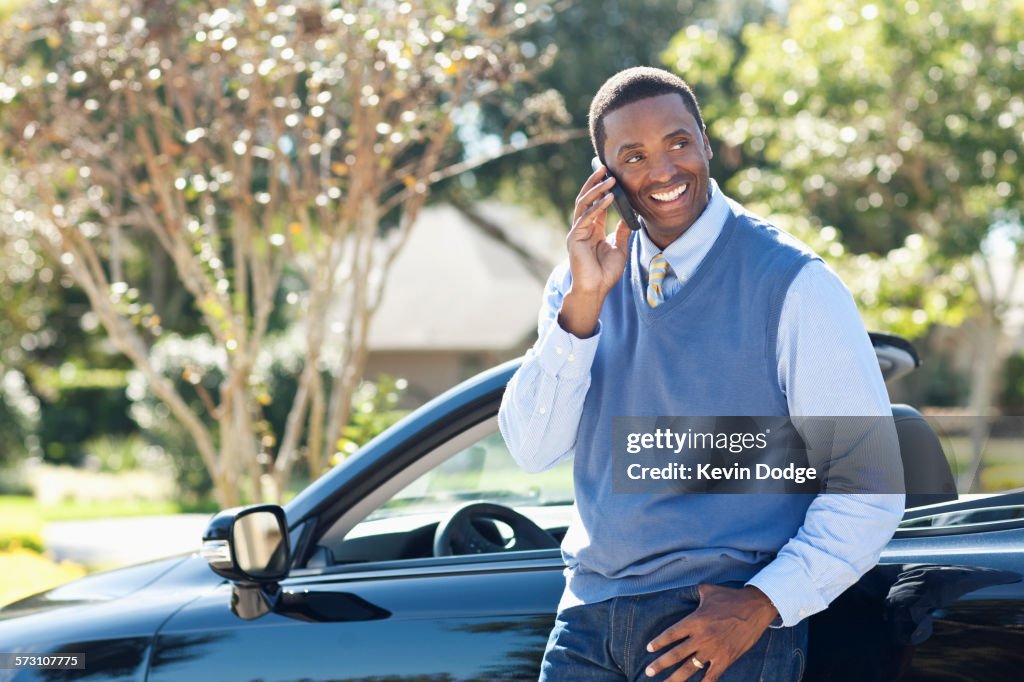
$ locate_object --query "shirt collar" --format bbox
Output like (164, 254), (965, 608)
(638, 178), (728, 280)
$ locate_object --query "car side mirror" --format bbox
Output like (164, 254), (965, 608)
(201, 504), (291, 620)
(201, 504), (290, 584)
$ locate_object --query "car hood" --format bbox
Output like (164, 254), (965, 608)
(0, 552), (222, 622)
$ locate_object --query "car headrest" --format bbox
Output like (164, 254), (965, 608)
(892, 404), (957, 509)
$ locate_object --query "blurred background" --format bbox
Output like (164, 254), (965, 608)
(0, 0), (1021, 604)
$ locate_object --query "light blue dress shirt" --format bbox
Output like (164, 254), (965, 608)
(499, 179), (905, 625)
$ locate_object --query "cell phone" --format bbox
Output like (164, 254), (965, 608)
(591, 156), (643, 232)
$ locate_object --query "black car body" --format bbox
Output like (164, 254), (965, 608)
(3, 344), (1024, 681)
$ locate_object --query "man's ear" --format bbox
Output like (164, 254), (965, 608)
(702, 127), (713, 159)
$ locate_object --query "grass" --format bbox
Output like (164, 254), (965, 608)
(0, 497), (85, 608)
(39, 498), (215, 520)
(0, 547), (86, 607)
(0, 494), (215, 524)
(0, 494), (216, 608)
(940, 436), (1024, 491)
(0, 494), (218, 556)
(0, 496), (44, 552)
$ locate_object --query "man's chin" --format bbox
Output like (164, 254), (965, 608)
(643, 210), (695, 235)
(642, 200), (707, 239)
(642, 222), (690, 247)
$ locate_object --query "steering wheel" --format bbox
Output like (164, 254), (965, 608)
(433, 502), (559, 557)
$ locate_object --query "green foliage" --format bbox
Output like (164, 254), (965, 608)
(30, 365), (133, 466)
(0, 546), (88, 607)
(663, 24), (739, 124)
(0, 496), (44, 553)
(335, 375), (408, 464)
(999, 352), (1024, 414)
(0, 495), (88, 604)
(0, 0), (29, 19)
(915, 353), (970, 408)
(126, 334), (226, 500)
(0, 368), (40, 467)
(732, 0), (1020, 253)
(0, 493), (216, 527)
(664, 0), (1021, 333)
(78, 434), (151, 473)
(128, 332), (407, 499)
(464, 0), (780, 218)
(829, 232), (974, 339)
(0, 468), (33, 496)
(0, 0), (559, 504)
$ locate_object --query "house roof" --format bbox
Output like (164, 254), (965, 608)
(366, 201), (565, 352)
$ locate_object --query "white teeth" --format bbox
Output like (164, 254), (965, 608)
(651, 184), (688, 202)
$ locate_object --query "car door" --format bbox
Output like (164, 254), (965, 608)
(806, 493), (1024, 681)
(890, 496), (1024, 681)
(147, 418), (572, 682)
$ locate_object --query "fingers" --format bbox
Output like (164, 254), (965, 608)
(572, 166), (617, 230)
(647, 617), (690, 655)
(645, 640), (701, 680)
(575, 163), (613, 205)
(646, 614), (699, 679)
(610, 219), (630, 251)
(570, 191), (614, 238)
(665, 659), (705, 682)
(574, 179), (615, 221)
(647, 584), (772, 682)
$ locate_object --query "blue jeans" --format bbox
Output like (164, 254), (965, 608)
(539, 586), (806, 681)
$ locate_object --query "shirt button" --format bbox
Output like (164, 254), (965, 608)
(568, 353), (576, 361)
(798, 609), (807, 617)
(539, 407), (547, 415)
(555, 347), (564, 355)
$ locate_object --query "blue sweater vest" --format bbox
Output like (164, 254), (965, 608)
(562, 198), (822, 606)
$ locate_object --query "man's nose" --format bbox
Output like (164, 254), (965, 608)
(648, 154), (675, 183)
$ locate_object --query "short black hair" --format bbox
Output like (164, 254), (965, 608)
(589, 66), (705, 162)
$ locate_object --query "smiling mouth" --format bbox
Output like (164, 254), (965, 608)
(650, 184), (688, 202)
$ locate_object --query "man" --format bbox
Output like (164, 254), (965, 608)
(499, 67), (904, 681)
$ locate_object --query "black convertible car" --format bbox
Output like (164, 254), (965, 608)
(2, 337), (1024, 681)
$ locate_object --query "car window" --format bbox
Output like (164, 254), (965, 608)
(896, 499), (1024, 537)
(315, 423), (574, 566)
(366, 430), (573, 520)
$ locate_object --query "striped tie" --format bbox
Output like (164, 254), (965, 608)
(646, 253), (668, 308)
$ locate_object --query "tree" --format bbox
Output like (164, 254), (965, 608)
(665, 0), (1023, 487)
(0, 0), (571, 506)
(460, 0), (780, 219)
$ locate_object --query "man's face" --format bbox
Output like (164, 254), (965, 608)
(601, 93), (713, 248)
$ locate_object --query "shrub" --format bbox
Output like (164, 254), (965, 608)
(0, 369), (41, 467)
(31, 365), (133, 466)
(0, 496), (44, 553)
(128, 331), (406, 501)
(0, 547), (86, 607)
(1000, 352), (1024, 415)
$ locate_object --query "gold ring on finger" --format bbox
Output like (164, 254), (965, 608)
(692, 657), (705, 669)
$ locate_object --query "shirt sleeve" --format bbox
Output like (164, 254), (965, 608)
(746, 259), (906, 626)
(498, 263), (602, 473)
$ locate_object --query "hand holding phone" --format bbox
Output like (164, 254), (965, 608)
(561, 161), (634, 338)
(591, 157), (643, 232)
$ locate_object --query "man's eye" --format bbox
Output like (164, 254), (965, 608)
(671, 140), (688, 150)
(624, 154), (643, 164)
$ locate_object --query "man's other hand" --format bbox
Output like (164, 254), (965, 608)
(644, 584), (779, 681)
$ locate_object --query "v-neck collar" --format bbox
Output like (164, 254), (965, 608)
(629, 207), (737, 324)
